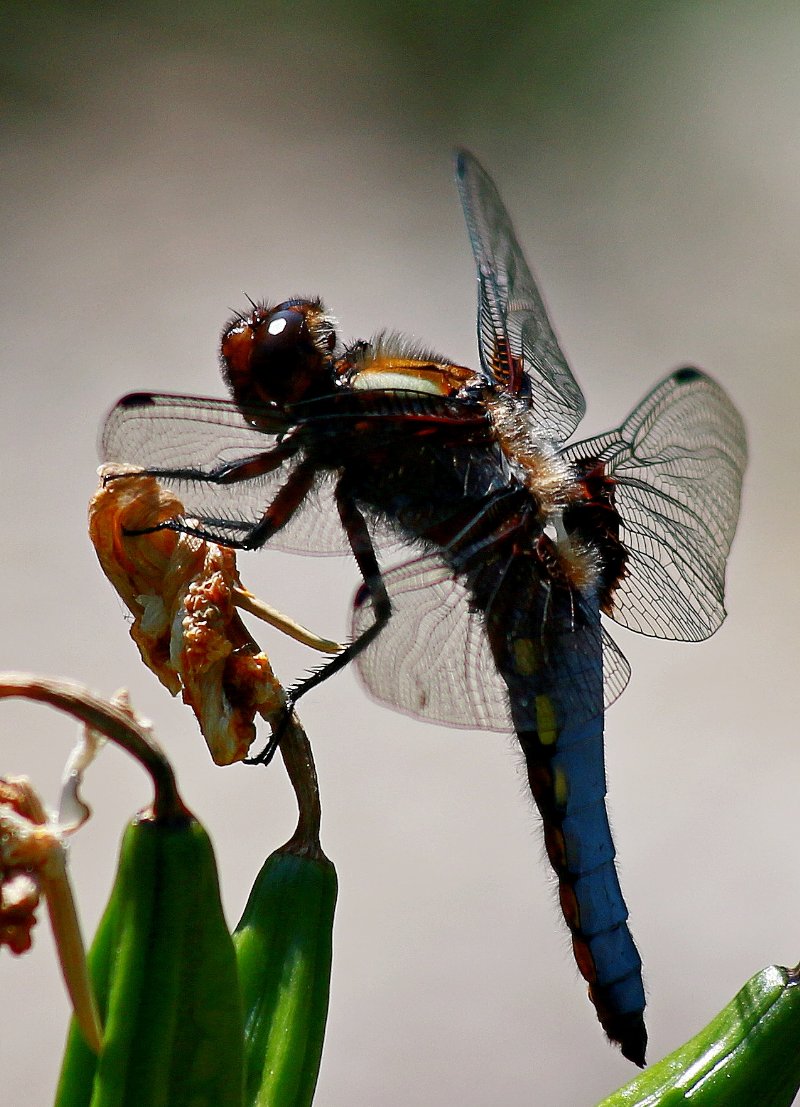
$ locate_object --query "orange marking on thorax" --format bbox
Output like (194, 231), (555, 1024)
(348, 355), (476, 397)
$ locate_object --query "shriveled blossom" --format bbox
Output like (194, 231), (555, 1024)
(89, 466), (285, 765)
(0, 765), (101, 1049)
(0, 777), (49, 954)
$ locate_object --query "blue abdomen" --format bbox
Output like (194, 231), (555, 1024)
(473, 553), (647, 1065)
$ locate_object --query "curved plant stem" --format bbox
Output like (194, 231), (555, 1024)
(276, 711), (325, 859)
(0, 672), (184, 819)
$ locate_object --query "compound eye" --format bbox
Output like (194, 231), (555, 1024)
(260, 308), (306, 353)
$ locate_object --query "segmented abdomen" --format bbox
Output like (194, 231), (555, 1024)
(473, 553), (647, 1065)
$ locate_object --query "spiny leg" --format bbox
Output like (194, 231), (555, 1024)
(105, 431), (299, 488)
(110, 435), (303, 545)
(289, 480), (391, 700)
(124, 455), (317, 550)
(248, 481), (391, 765)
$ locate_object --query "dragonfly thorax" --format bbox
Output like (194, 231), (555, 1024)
(483, 393), (604, 593)
(486, 392), (574, 510)
(539, 507), (601, 593)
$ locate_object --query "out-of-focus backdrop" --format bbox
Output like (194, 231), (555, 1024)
(2, 4), (798, 1104)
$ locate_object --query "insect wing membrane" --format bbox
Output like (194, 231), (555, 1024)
(352, 553), (510, 731)
(352, 552), (630, 731)
(455, 149), (585, 440)
(100, 391), (350, 554)
(562, 367), (747, 640)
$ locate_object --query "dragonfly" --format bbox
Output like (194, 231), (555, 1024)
(100, 150), (746, 1065)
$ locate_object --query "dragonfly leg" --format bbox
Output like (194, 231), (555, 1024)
(285, 481), (391, 707)
(243, 728), (283, 766)
(123, 457), (317, 549)
(104, 433), (299, 488)
(247, 484), (389, 765)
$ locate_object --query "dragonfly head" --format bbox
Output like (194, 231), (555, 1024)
(220, 297), (338, 414)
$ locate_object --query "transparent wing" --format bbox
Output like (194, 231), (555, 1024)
(352, 552), (630, 732)
(455, 149), (585, 440)
(562, 367), (747, 640)
(101, 391), (284, 470)
(600, 625), (632, 709)
(100, 391), (351, 554)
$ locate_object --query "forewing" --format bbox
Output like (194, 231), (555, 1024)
(455, 149), (585, 440)
(100, 391), (350, 554)
(352, 553), (630, 732)
(562, 368), (747, 640)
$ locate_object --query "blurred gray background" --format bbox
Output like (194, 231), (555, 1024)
(2, 3), (799, 1104)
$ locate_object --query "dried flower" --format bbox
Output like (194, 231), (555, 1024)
(0, 759), (101, 1052)
(0, 777), (49, 953)
(89, 467), (339, 764)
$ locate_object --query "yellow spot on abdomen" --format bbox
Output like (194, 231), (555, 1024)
(535, 695), (558, 746)
(513, 637), (538, 675)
